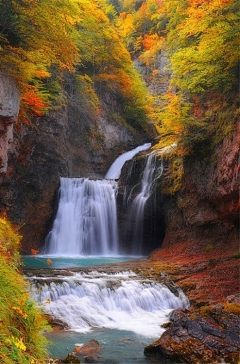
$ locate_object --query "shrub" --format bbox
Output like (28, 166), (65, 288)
(0, 217), (49, 364)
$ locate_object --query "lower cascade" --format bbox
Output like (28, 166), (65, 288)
(29, 270), (188, 338)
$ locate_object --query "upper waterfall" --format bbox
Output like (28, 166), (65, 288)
(105, 142), (151, 179)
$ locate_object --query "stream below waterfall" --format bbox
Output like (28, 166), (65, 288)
(25, 144), (188, 362)
(24, 257), (188, 363)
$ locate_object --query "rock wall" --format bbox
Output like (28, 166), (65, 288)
(0, 73), (149, 253)
(158, 125), (239, 253)
(0, 71), (20, 174)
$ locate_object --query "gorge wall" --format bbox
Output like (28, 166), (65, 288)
(152, 126), (239, 258)
(0, 68), (238, 256)
(0, 72), (150, 253)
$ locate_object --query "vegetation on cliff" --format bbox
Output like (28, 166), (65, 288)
(1, 0), (238, 155)
(0, 0), (149, 132)
(112, 0), (239, 144)
(110, 0), (239, 192)
(0, 217), (48, 363)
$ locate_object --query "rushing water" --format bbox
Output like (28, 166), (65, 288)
(126, 152), (164, 253)
(44, 178), (119, 255)
(27, 265), (188, 362)
(30, 144), (187, 362)
(44, 143), (153, 256)
(105, 142), (151, 179)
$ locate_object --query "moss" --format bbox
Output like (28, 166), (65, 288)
(161, 155), (184, 195)
(232, 251), (240, 259)
(181, 282), (196, 292)
(161, 321), (172, 329)
(204, 244), (215, 252)
(198, 305), (214, 317)
(222, 303), (240, 316)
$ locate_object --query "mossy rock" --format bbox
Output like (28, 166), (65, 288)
(64, 353), (80, 363)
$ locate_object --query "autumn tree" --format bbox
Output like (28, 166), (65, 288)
(0, 0), (81, 119)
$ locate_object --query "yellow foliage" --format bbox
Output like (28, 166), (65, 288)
(0, 218), (49, 363)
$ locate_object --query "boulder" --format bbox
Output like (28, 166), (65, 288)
(144, 307), (240, 364)
(76, 339), (100, 355)
(83, 355), (99, 362)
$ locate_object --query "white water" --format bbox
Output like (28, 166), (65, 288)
(126, 152), (164, 253)
(45, 143), (153, 256)
(105, 143), (151, 179)
(30, 270), (188, 338)
(45, 178), (118, 255)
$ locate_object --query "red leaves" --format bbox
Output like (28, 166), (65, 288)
(21, 86), (48, 117)
(18, 85), (49, 124)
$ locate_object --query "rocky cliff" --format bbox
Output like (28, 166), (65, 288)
(156, 125), (239, 255)
(0, 71), (20, 174)
(0, 72), (150, 253)
(145, 123), (239, 364)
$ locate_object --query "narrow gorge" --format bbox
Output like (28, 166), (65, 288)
(0, 0), (239, 363)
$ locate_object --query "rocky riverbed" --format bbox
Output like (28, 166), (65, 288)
(24, 238), (240, 364)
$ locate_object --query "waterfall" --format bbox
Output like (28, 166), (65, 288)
(29, 270), (189, 338)
(44, 143), (152, 256)
(124, 152), (164, 254)
(105, 143), (151, 179)
(45, 178), (118, 255)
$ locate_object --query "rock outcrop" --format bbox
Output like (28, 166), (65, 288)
(145, 124), (239, 364)
(159, 125), (239, 252)
(0, 71), (20, 174)
(144, 307), (240, 364)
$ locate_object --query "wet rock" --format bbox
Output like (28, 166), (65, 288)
(144, 307), (240, 363)
(63, 353), (80, 363)
(77, 340), (100, 355)
(83, 355), (99, 362)
(45, 315), (69, 331)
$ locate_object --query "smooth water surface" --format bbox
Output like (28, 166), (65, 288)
(45, 329), (182, 363)
(21, 255), (142, 269)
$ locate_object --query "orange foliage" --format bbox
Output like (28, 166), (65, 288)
(21, 86), (48, 117)
(142, 34), (160, 50)
(31, 249), (39, 255)
(192, 93), (225, 119)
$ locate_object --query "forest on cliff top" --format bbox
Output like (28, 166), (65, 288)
(0, 0), (239, 163)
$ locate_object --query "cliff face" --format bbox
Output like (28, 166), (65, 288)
(0, 72), (148, 253)
(0, 71), (20, 174)
(0, 69), (238, 255)
(153, 125), (239, 257)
